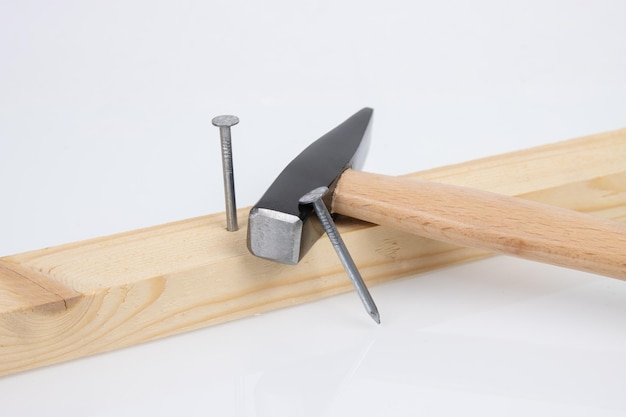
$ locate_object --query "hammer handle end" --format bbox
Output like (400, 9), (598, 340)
(334, 169), (626, 280)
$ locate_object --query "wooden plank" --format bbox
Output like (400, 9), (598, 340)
(1, 128), (626, 375)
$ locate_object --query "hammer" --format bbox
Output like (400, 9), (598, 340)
(247, 108), (626, 318)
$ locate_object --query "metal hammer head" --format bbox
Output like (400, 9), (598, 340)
(247, 108), (373, 264)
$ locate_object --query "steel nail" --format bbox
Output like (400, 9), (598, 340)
(212, 115), (239, 232)
(299, 186), (380, 324)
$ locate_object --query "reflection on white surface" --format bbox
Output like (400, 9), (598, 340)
(249, 339), (373, 416)
(3, 257), (626, 416)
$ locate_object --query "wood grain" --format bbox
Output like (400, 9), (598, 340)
(333, 170), (626, 279)
(2, 127), (626, 376)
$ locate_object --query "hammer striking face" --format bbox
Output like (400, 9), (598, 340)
(247, 108), (373, 264)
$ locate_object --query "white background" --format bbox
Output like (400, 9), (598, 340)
(2, 1), (626, 415)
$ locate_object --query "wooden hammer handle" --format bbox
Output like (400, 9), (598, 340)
(333, 169), (626, 280)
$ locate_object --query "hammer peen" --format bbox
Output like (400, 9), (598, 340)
(248, 108), (626, 283)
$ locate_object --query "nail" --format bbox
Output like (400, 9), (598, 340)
(212, 115), (239, 232)
(299, 186), (380, 324)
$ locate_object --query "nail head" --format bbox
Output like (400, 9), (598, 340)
(212, 115), (240, 128)
(299, 186), (329, 204)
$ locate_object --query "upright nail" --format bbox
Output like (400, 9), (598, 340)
(212, 115), (239, 231)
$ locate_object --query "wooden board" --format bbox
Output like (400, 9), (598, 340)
(2, 128), (626, 376)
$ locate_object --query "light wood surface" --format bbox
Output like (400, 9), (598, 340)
(1, 128), (626, 375)
(333, 170), (626, 279)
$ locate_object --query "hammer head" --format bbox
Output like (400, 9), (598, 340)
(247, 108), (373, 264)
